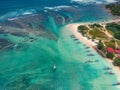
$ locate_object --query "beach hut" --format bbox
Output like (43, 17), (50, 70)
(107, 47), (114, 53)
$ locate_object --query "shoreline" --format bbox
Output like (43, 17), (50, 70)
(66, 20), (120, 83)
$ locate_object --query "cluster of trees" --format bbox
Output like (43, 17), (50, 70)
(97, 40), (104, 50)
(105, 3), (120, 16)
(78, 25), (89, 30)
(78, 25), (89, 36)
(106, 53), (114, 59)
(106, 23), (120, 40)
(89, 23), (102, 28)
(114, 32), (120, 40)
(97, 40), (115, 59)
(114, 58), (120, 66)
(97, 41), (120, 66)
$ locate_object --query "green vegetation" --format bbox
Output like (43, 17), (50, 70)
(116, 40), (120, 46)
(106, 53), (114, 59)
(114, 32), (120, 39)
(114, 58), (120, 66)
(77, 23), (120, 66)
(77, 22), (120, 66)
(104, 40), (116, 49)
(89, 23), (103, 28)
(97, 41), (104, 50)
(106, 23), (120, 32)
(105, 3), (120, 16)
(97, 40), (106, 53)
(92, 36), (96, 41)
(108, 30), (114, 36)
(106, 23), (120, 40)
(89, 28), (108, 39)
(78, 25), (89, 30)
(78, 25), (89, 36)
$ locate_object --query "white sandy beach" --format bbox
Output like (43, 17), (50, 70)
(67, 23), (97, 48)
(100, 19), (120, 25)
(66, 21), (120, 84)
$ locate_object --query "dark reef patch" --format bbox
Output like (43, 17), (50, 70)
(0, 38), (14, 51)
(2, 20), (24, 29)
(0, 6), (83, 41)
(0, 14), (58, 40)
(10, 31), (28, 37)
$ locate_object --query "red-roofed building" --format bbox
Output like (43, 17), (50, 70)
(107, 47), (114, 53)
(114, 50), (120, 54)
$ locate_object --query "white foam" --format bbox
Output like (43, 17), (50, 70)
(23, 12), (33, 15)
(44, 5), (71, 11)
(8, 17), (19, 21)
(22, 10), (35, 15)
(71, 0), (117, 4)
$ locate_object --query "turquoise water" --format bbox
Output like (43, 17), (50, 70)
(0, 24), (119, 90)
(0, 0), (120, 90)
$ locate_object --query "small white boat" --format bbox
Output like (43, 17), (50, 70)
(53, 65), (56, 70)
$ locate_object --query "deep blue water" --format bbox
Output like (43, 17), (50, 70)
(0, 0), (119, 90)
(0, 0), (69, 15)
(0, 0), (115, 22)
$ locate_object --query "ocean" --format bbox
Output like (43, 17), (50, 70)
(0, 0), (119, 90)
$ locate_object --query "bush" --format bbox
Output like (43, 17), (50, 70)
(78, 29), (86, 36)
(93, 23), (102, 28)
(114, 32), (120, 40)
(78, 25), (89, 31)
(106, 23), (120, 33)
(106, 53), (114, 59)
(78, 25), (89, 36)
(97, 42), (104, 50)
(105, 3), (120, 16)
(114, 58), (120, 66)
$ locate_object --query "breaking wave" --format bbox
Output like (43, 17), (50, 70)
(71, 0), (117, 4)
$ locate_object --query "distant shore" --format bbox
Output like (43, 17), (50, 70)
(66, 19), (120, 83)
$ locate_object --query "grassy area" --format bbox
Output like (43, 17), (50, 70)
(89, 28), (108, 39)
(116, 40), (120, 46)
(104, 40), (116, 49)
(108, 30), (114, 36)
